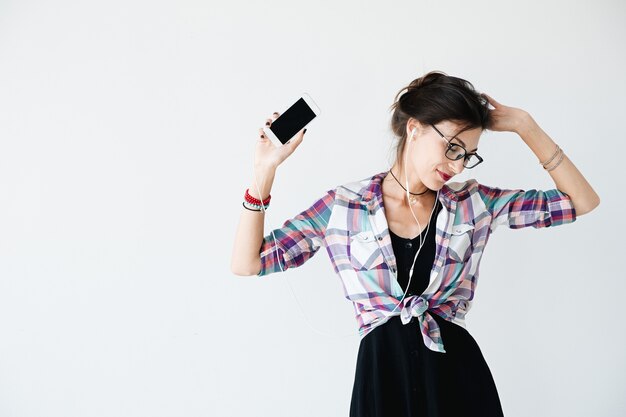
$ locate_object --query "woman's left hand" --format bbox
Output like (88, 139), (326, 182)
(481, 93), (534, 135)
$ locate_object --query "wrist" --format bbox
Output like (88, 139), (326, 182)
(254, 158), (278, 171)
(515, 111), (537, 137)
(249, 167), (275, 201)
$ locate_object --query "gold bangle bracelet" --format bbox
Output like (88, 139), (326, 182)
(540, 144), (560, 167)
(545, 149), (565, 171)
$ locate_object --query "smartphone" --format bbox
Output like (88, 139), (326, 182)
(263, 93), (320, 147)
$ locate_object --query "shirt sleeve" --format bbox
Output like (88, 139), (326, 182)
(477, 183), (577, 232)
(256, 188), (336, 277)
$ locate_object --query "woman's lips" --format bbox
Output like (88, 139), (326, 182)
(437, 170), (451, 181)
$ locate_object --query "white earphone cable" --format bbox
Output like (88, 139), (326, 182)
(385, 128), (439, 318)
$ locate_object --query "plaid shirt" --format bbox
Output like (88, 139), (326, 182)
(257, 170), (577, 353)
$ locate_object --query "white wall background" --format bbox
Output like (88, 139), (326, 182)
(0, 0), (623, 416)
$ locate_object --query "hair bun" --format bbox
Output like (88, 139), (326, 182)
(405, 71), (447, 93)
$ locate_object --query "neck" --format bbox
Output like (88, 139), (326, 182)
(388, 162), (430, 194)
(384, 163), (435, 207)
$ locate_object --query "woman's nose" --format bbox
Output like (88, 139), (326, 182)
(448, 158), (465, 174)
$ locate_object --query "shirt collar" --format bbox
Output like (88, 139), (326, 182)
(359, 170), (458, 211)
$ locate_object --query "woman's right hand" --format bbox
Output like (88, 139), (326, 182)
(255, 111), (306, 170)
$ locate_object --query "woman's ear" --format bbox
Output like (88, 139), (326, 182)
(406, 118), (425, 140)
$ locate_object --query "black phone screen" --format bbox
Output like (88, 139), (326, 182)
(270, 97), (316, 144)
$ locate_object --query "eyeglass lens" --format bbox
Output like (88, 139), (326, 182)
(445, 144), (481, 168)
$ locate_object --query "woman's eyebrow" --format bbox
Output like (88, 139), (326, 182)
(451, 136), (478, 153)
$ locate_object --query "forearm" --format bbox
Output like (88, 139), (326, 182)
(516, 114), (600, 215)
(230, 165), (277, 276)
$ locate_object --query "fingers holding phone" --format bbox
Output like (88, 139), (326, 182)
(256, 112), (306, 170)
(255, 93), (320, 169)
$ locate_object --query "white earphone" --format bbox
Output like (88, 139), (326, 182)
(382, 124), (439, 319)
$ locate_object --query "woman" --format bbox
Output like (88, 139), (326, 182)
(230, 71), (600, 417)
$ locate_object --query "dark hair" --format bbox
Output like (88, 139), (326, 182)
(388, 70), (491, 166)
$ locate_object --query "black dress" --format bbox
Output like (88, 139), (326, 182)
(349, 200), (505, 417)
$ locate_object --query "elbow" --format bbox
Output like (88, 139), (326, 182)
(574, 194), (601, 216)
(591, 194), (601, 211)
(230, 267), (246, 276)
(230, 259), (261, 277)
(231, 269), (260, 277)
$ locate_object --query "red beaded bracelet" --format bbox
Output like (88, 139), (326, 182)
(245, 188), (271, 206)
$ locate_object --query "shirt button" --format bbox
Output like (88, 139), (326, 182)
(405, 242), (412, 248)
(377, 236), (383, 241)
(369, 209), (375, 215)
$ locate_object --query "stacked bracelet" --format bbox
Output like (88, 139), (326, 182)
(245, 188), (271, 205)
(243, 189), (271, 211)
(540, 144), (560, 166)
(545, 148), (565, 171)
(540, 144), (565, 171)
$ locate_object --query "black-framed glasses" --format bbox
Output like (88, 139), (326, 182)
(430, 124), (483, 169)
